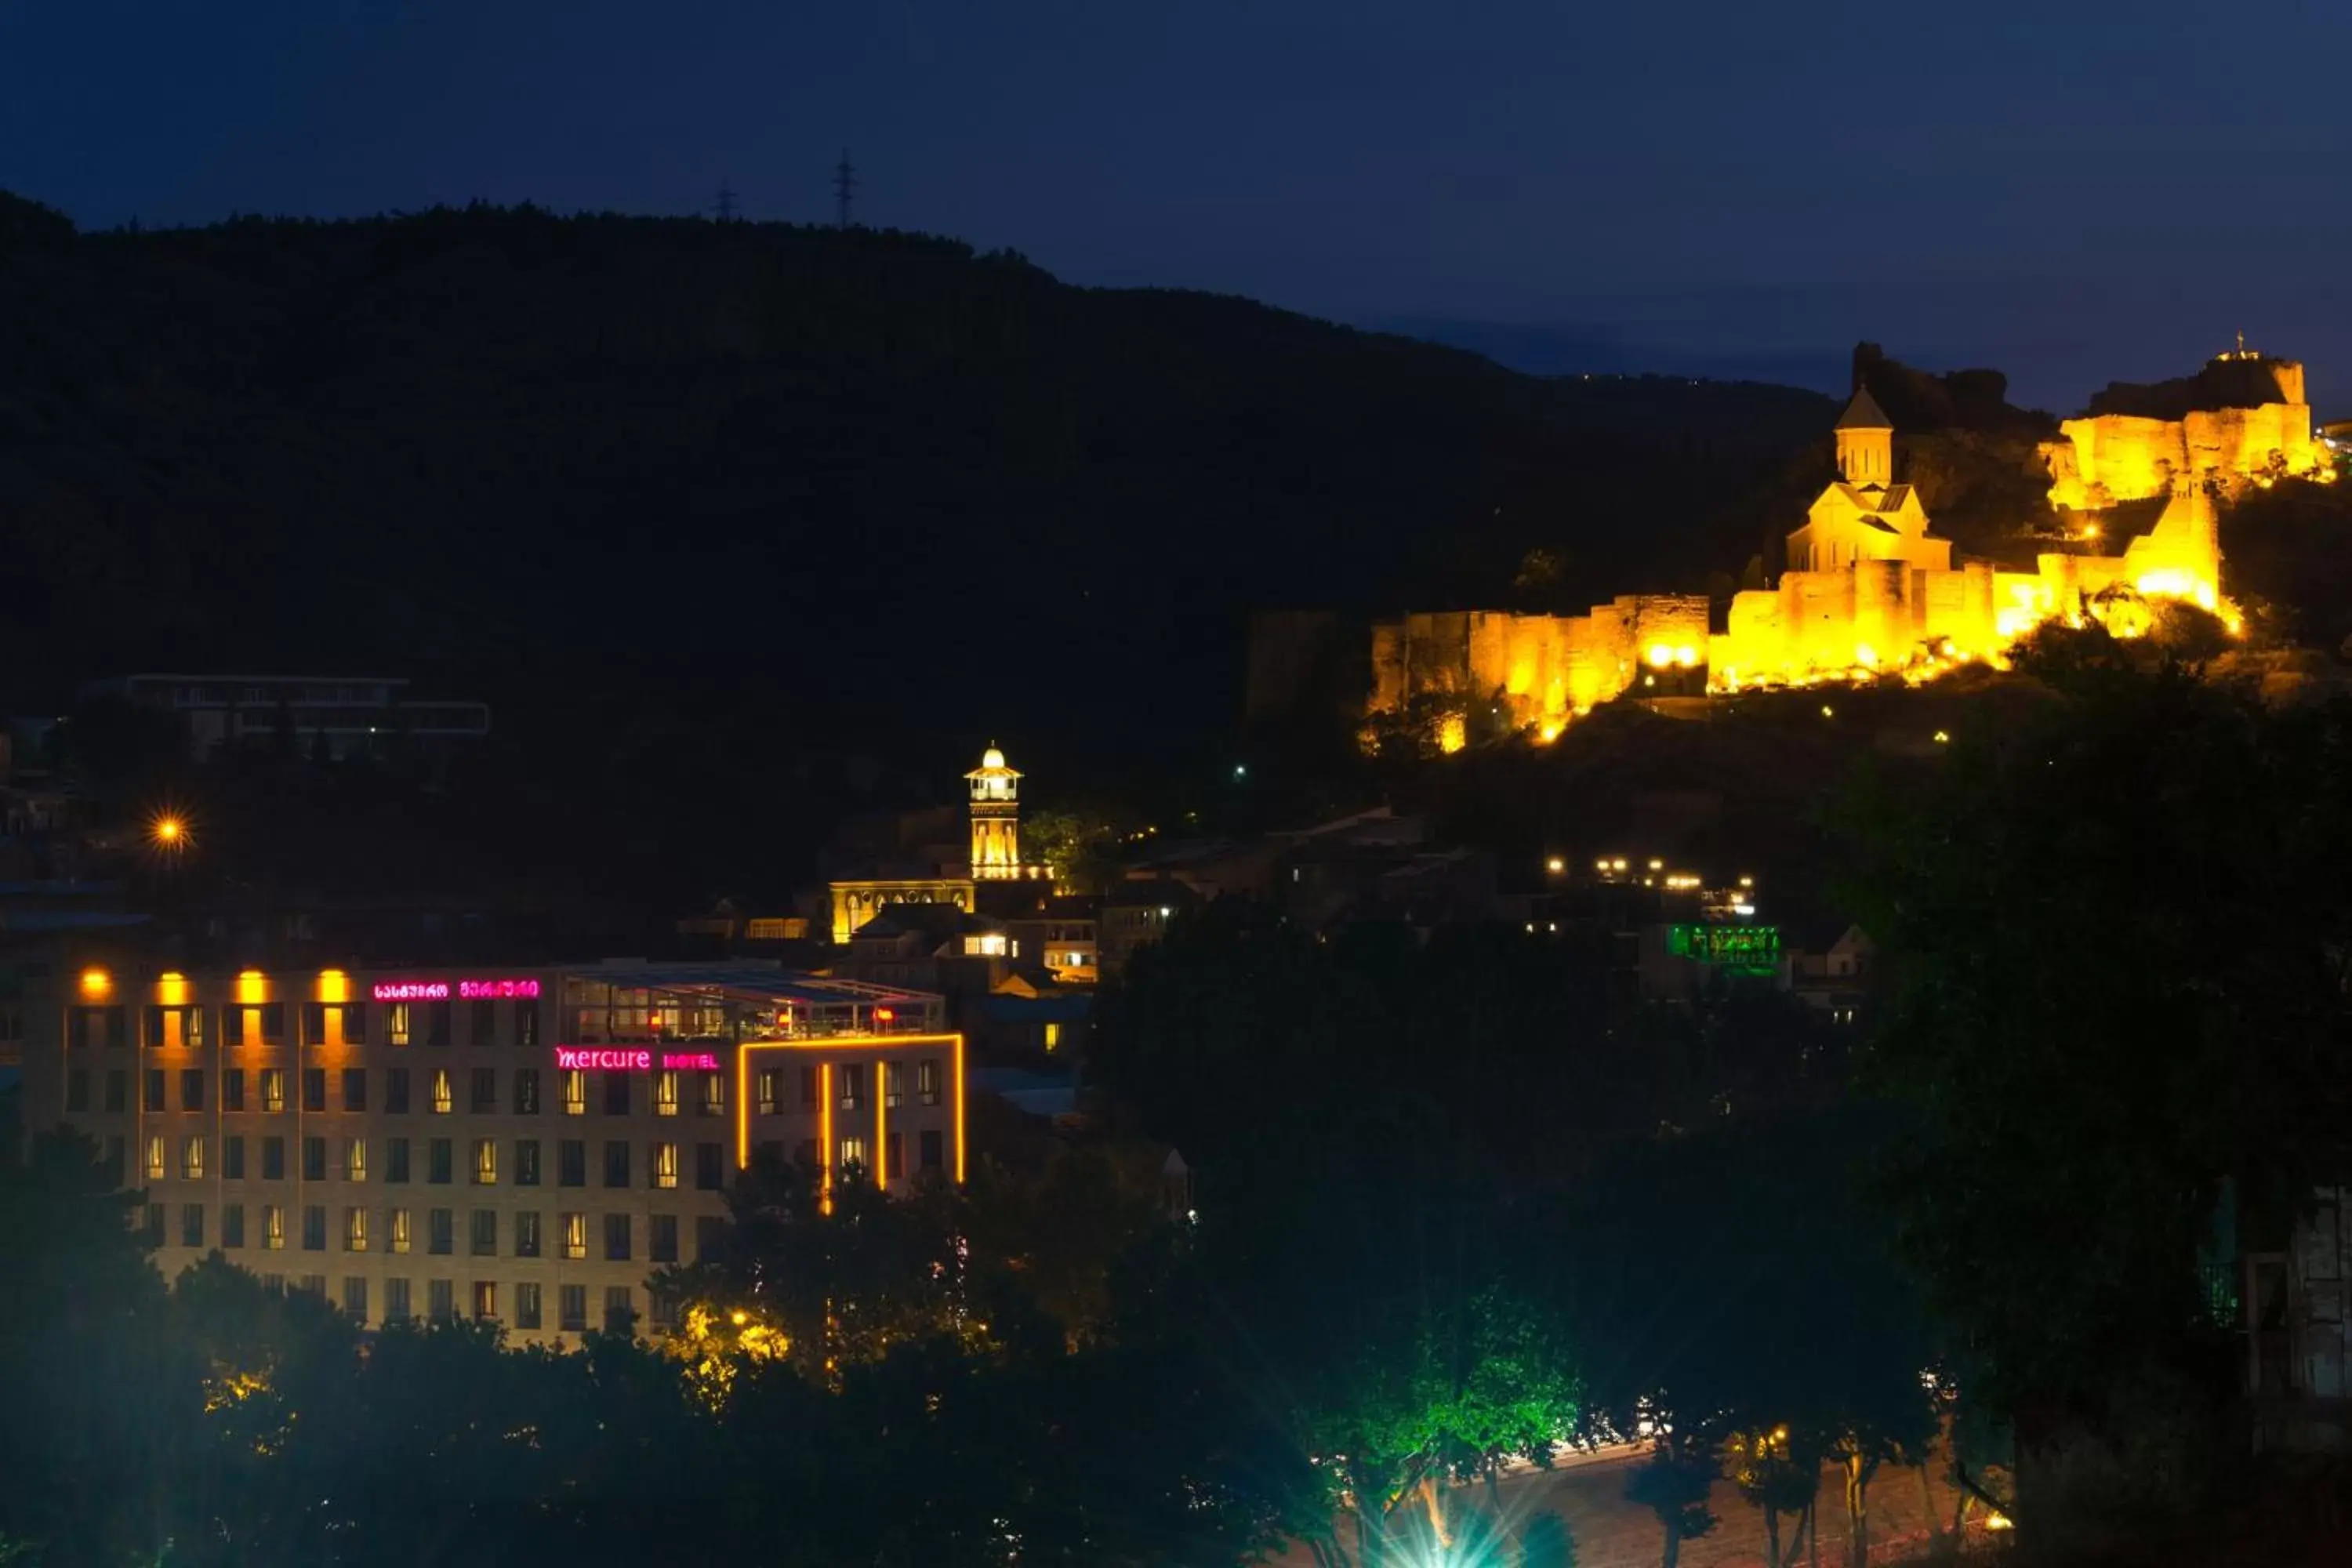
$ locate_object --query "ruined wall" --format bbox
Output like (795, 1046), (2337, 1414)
(2043, 404), (2324, 508)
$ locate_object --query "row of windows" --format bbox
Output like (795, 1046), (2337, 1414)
(73, 999), (542, 1051)
(147, 1200), (723, 1268)
(73, 1061), (946, 1117)
(140, 1134), (735, 1191)
(256, 1275), (658, 1335)
(130, 1129), (947, 1189)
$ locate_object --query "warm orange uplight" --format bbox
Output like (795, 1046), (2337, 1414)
(158, 971), (190, 1007)
(318, 969), (351, 1004)
(818, 1063), (834, 1214)
(151, 815), (187, 848)
(79, 967), (112, 1000)
(734, 1033), (967, 1203)
(235, 970), (269, 1005)
(873, 1057), (888, 1191)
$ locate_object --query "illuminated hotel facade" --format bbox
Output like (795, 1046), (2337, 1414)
(19, 961), (962, 1345)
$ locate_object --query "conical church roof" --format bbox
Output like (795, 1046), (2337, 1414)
(1836, 385), (1893, 430)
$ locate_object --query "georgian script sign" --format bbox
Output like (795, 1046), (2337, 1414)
(372, 978), (543, 1002)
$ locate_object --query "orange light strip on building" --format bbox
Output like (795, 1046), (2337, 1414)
(873, 1058), (888, 1191)
(818, 1063), (833, 1214)
(731, 1034), (965, 1199)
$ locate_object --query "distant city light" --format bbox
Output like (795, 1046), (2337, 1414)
(1232, 764), (1247, 779)
(1545, 856), (1565, 873)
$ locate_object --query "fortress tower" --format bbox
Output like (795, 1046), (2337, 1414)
(965, 744), (1023, 880)
(1834, 386), (1894, 486)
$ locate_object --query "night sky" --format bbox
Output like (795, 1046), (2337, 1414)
(9, 0), (2347, 411)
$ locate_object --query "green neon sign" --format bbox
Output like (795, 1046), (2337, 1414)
(1666, 924), (1780, 975)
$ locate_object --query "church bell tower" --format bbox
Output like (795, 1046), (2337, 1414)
(965, 744), (1022, 880)
(1835, 386), (1894, 487)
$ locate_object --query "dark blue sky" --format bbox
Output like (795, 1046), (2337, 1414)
(9, 0), (2347, 411)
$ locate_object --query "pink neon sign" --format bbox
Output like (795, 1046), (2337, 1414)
(556, 1047), (723, 1073)
(372, 978), (543, 1002)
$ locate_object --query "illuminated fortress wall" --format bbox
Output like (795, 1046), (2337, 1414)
(1368, 350), (2304, 745)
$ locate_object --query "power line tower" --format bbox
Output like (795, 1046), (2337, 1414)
(833, 151), (856, 228)
(713, 179), (739, 223)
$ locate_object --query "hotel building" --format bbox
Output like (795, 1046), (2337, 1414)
(17, 960), (962, 1345)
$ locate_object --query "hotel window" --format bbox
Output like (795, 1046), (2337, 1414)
(425, 1001), (451, 1047)
(345, 1207), (368, 1251)
(470, 1208), (497, 1257)
(387, 1067), (411, 1113)
(652, 1142), (679, 1190)
(223, 1069), (245, 1111)
(388, 1207), (412, 1254)
(222, 1203), (245, 1249)
(222, 1004), (283, 1046)
(470, 1000), (497, 1047)
(224, 1136), (245, 1180)
(429, 1138), (452, 1185)
(143, 1203), (164, 1244)
(516, 1282), (543, 1330)
(385, 1004), (411, 1047)
(603, 1142), (630, 1189)
(342, 1277), (368, 1321)
(603, 1287), (633, 1334)
(839, 1137), (867, 1174)
(918, 1060), (941, 1107)
(515, 1210), (542, 1258)
(428, 1279), (455, 1323)
(561, 1069), (586, 1116)
(430, 1069), (453, 1115)
(559, 1283), (587, 1333)
(515, 1138), (542, 1186)
(180, 1069), (205, 1112)
(471, 1138), (497, 1185)
(695, 1216), (725, 1262)
(799, 1066), (820, 1109)
(302, 1136), (326, 1182)
(181, 1134), (205, 1181)
(427, 1208), (453, 1255)
(558, 1139), (586, 1187)
(262, 1135), (286, 1180)
(603, 1073), (630, 1116)
(650, 1213), (678, 1264)
(343, 1069), (367, 1112)
(756, 1069), (780, 1116)
(604, 1213), (631, 1261)
(343, 1137), (366, 1182)
(514, 1069), (540, 1115)
(386, 1138), (411, 1183)
(302, 1069), (326, 1113)
(695, 1142), (724, 1191)
(649, 1288), (680, 1333)
(385, 1277), (412, 1323)
(839, 1065), (864, 1112)
(920, 1130), (943, 1171)
(470, 1068), (496, 1114)
(561, 1212), (587, 1261)
(180, 1203), (205, 1248)
(885, 1062), (904, 1109)
(260, 1068), (286, 1114)
(104, 1070), (126, 1113)
(654, 1070), (679, 1117)
(299, 1274), (327, 1299)
(302, 1003), (366, 1047)
(472, 1280), (498, 1322)
(259, 1003), (286, 1044)
(263, 1205), (287, 1250)
(144, 1069), (165, 1112)
(699, 1071), (726, 1116)
(302, 1205), (326, 1251)
(144, 1134), (165, 1181)
(259, 1273), (283, 1293)
(886, 1133), (903, 1181)
(515, 1001), (539, 1049)
(1044, 1022), (1062, 1052)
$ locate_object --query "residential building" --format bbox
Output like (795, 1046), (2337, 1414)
(82, 674), (492, 763)
(18, 960), (962, 1346)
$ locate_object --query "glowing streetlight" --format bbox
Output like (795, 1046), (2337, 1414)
(149, 812), (193, 855)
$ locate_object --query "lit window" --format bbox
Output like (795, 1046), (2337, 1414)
(756, 1069), (779, 1116)
(917, 1060), (942, 1107)
(654, 1070), (679, 1117)
(145, 1134), (166, 1181)
(388, 1208), (412, 1254)
(839, 1137), (867, 1173)
(181, 1135), (205, 1181)
(263, 1204), (286, 1251)
(472, 1139), (497, 1186)
(345, 1207), (368, 1252)
(430, 1069), (453, 1115)
(653, 1142), (679, 1190)
(385, 1004), (411, 1047)
(699, 1071), (727, 1116)
(1044, 1022), (1062, 1052)
(472, 1280), (497, 1322)
(562, 1212), (587, 1261)
(260, 1069), (286, 1113)
(344, 1138), (367, 1183)
(885, 1062), (904, 1109)
(839, 1065), (864, 1111)
(561, 1069), (586, 1116)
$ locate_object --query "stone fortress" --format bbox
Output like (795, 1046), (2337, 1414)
(1369, 344), (2334, 742)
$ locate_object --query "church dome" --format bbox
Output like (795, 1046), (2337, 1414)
(981, 746), (1007, 770)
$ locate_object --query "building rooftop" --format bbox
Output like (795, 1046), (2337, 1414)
(1836, 386), (1893, 430)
